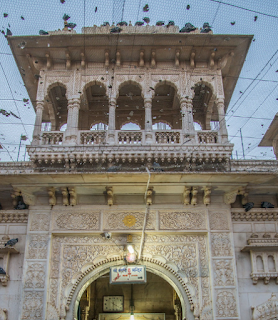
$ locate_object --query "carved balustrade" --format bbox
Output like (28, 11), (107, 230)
(41, 132), (63, 145)
(197, 131), (218, 144)
(79, 131), (106, 145)
(155, 131), (180, 144)
(117, 131), (142, 144)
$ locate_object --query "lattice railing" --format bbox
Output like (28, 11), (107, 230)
(41, 132), (63, 145)
(118, 131), (142, 144)
(197, 131), (218, 143)
(80, 131), (106, 144)
(155, 131), (180, 144)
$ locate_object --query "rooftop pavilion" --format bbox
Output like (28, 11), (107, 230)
(8, 24), (253, 172)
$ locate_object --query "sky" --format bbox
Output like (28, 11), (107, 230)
(0, 0), (277, 161)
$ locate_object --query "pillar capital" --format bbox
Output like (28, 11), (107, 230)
(144, 98), (152, 106)
(216, 98), (225, 106)
(68, 98), (80, 108)
(36, 101), (44, 111)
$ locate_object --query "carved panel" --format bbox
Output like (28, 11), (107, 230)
(211, 233), (232, 257)
(252, 293), (278, 320)
(24, 263), (45, 289)
(103, 211), (155, 230)
(209, 211), (229, 230)
(53, 211), (100, 230)
(27, 234), (48, 259)
(213, 259), (235, 286)
(30, 213), (50, 232)
(159, 210), (206, 230)
(0, 211), (28, 223)
(215, 289), (238, 317)
(21, 291), (44, 320)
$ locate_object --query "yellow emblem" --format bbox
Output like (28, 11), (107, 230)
(123, 214), (136, 227)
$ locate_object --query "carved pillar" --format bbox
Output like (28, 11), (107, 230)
(181, 99), (187, 132)
(64, 98), (80, 144)
(144, 98), (153, 144)
(108, 97), (116, 144)
(186, 98), (195, 136)
(32, 102), (44, 144)
(217, 98), (228, 143)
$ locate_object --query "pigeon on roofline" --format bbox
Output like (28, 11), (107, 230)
(118, 21), (128, 26)
(201, 22), (212, 33)
(39, 30), (49, 35)
(243, 202), (254, 212)
(110, 27), (122, 33)
(102, 22), (110, 26)
(167, 21), (175, 27)
(0, 267), (6, 275)
(143, 17), (150, 24)
(261, 201), (274, 208)
(156, 21), (164, 26)
(179, 23), (196, 33)
(66, 22), (76, 29)
(63, 14), (70, 21)
(6, 28), (12, 36)
(143, 4), (149, 12)
(4, 238), (18, 247)
(135, 21), (144, 26)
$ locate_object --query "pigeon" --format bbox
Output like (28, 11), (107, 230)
(0, 267), (6, 275)
(167, 20), (175, 27)
(143, 17), (150, 24)
(21, 16), (24, 20)
(243, 202), (254, 212)
(231, 21), (235, 25)
(60, 0), (65, 3)
(118, 21), (128, 26)
(63, 14), (70, 21)
(201, 22), (212, 33)
(135, 21), (144, 26)
(3, 13), (8, 18)
(34, 74), (42, 80)
(179, 23), (196, 33)
(143, 4), (149, 12)
(95, 7), (97, 13)
(261, 201), (274, 208)
(66, 22), (76, 29)
(39, 30), (49, 35)
(254, 16), (257, 22)
(102, 22), (110, 26)
(156, 21), (164, 26)
(110, 27), (122, 33)
(186, 4), (190, 9)
(152, 162), (163, 172)
(6, 28), (12, 36)
(5, 238), (18, 247)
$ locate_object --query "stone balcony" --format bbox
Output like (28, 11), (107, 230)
(27, 129), (234, 171)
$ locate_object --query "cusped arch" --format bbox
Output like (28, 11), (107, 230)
(63, 256), (197, 320)
(117, 80), (143, 99)
(82, 80), (108, 94)
(152, 120), (172, 129)
(120, 120), (142, 130)
(46, 81), (68, 100)
(153, 80), (180, 99)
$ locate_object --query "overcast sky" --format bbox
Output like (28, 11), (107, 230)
(0, 0), (277, 161)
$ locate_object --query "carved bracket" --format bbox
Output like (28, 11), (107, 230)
(224, 187), (247, 205)
(252, 293), (278, 320)
(48, 187), (56, 206)
(146, 187), (154, 205)
(0, 309), (7, 320)
(106, 187), (113, 206)
(203, 187), (211, 205)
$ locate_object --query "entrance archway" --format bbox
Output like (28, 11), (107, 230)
(64, 257), (196, 320)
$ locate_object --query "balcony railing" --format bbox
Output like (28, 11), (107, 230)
(197, 131), (218, 144)
(80, 131), (106, 145)
(118, 131), (142, 144)
(41, 132), (63, 145)
(155, 131), (180, 144)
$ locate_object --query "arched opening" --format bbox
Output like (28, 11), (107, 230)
(66, 259), (195, 320)
(45, 83), (68, 131)
(194, 122), (202, 131)
(268, 255), (275, 272)
(192, 82), (214, 130)
(121, 122), (141, 130)
(80, 83), (109, 130)
(91, 123), (108, 130)
(60, 123), (67, 131)
(152, 122), (172, 130)
(116, 82), (144, 130)
(152, 83), (180, 129)
(256, 256), (264, 272)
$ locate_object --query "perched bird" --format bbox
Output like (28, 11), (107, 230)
(261, 201), (274, 208)
(243, 202), (254, 212)
(167, 20), (175, 27)
(34, 74), (42, 80)
(102, 22), (110, 26)
(0, 267), (6, 275)
(152, 162), (163, 172)
(39, 30), (49, 35)
(118, 21), (128, 26)
(231, 21), (235, 25)
(60, 0), (65, 3)
(63, 14), (70, 21)
(66, 22), (76, 29)
(254, 16), (258, 22)
(143, 17), (150, 24)
(156, 21), (164, 26)
(201, 22), (212, 33)
(186, 4), (190, 9)
(21, 16), (24, 20)
(135, 21), (144, 26)
(179, 23), (196, 33)
(95, 7), (97, 13)
(3, 13), (8, 18)
(6, 28), (12, 36)
(143, 4), (149, 12)
(110, 27), (122, 33)
(5, 238), (18, 247)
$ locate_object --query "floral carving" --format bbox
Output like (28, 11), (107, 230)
(0, 211), (28, 223)
(21, 291), (44, 320)
(216, 290), (238, 317)
(123, 215), (136, 227)
(30, 213), (50, 231)
(209, 211), (229, 230)
(27, 234), (48, 259)
(159, 211), (206, 230)
(46, 304), (59, 320)
(103, 211), (155, 230)
(213, 260), (234, 286)
(54, 211), (100, 230)
(24, 263), (45, 289)
(211, 233), (232, 257)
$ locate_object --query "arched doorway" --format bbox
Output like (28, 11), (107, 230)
(64, 258), (196, 320)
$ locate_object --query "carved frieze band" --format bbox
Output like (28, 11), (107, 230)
(0, 211), (28, 223)
(53, 211), (100, 230)
(231, 209), (278, 221)
(159, 210), (206, 230)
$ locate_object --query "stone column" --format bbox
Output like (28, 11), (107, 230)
(32, 101), (44, 144)
(186, 98), (195, 136)
(64, 98), (80, 144)
(108, 97), (116, 144)
(181, 99), (188, 132)
(144, 98), (153, 144)
(217, 98), (228, 143)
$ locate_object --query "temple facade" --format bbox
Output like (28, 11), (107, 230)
(0, 24), (278, 320)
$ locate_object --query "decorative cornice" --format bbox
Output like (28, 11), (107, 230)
(0, 211), (28, 223)
(232, 209), (278, 221)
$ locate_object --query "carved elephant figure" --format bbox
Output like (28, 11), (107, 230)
(0, 309), (7, 320)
